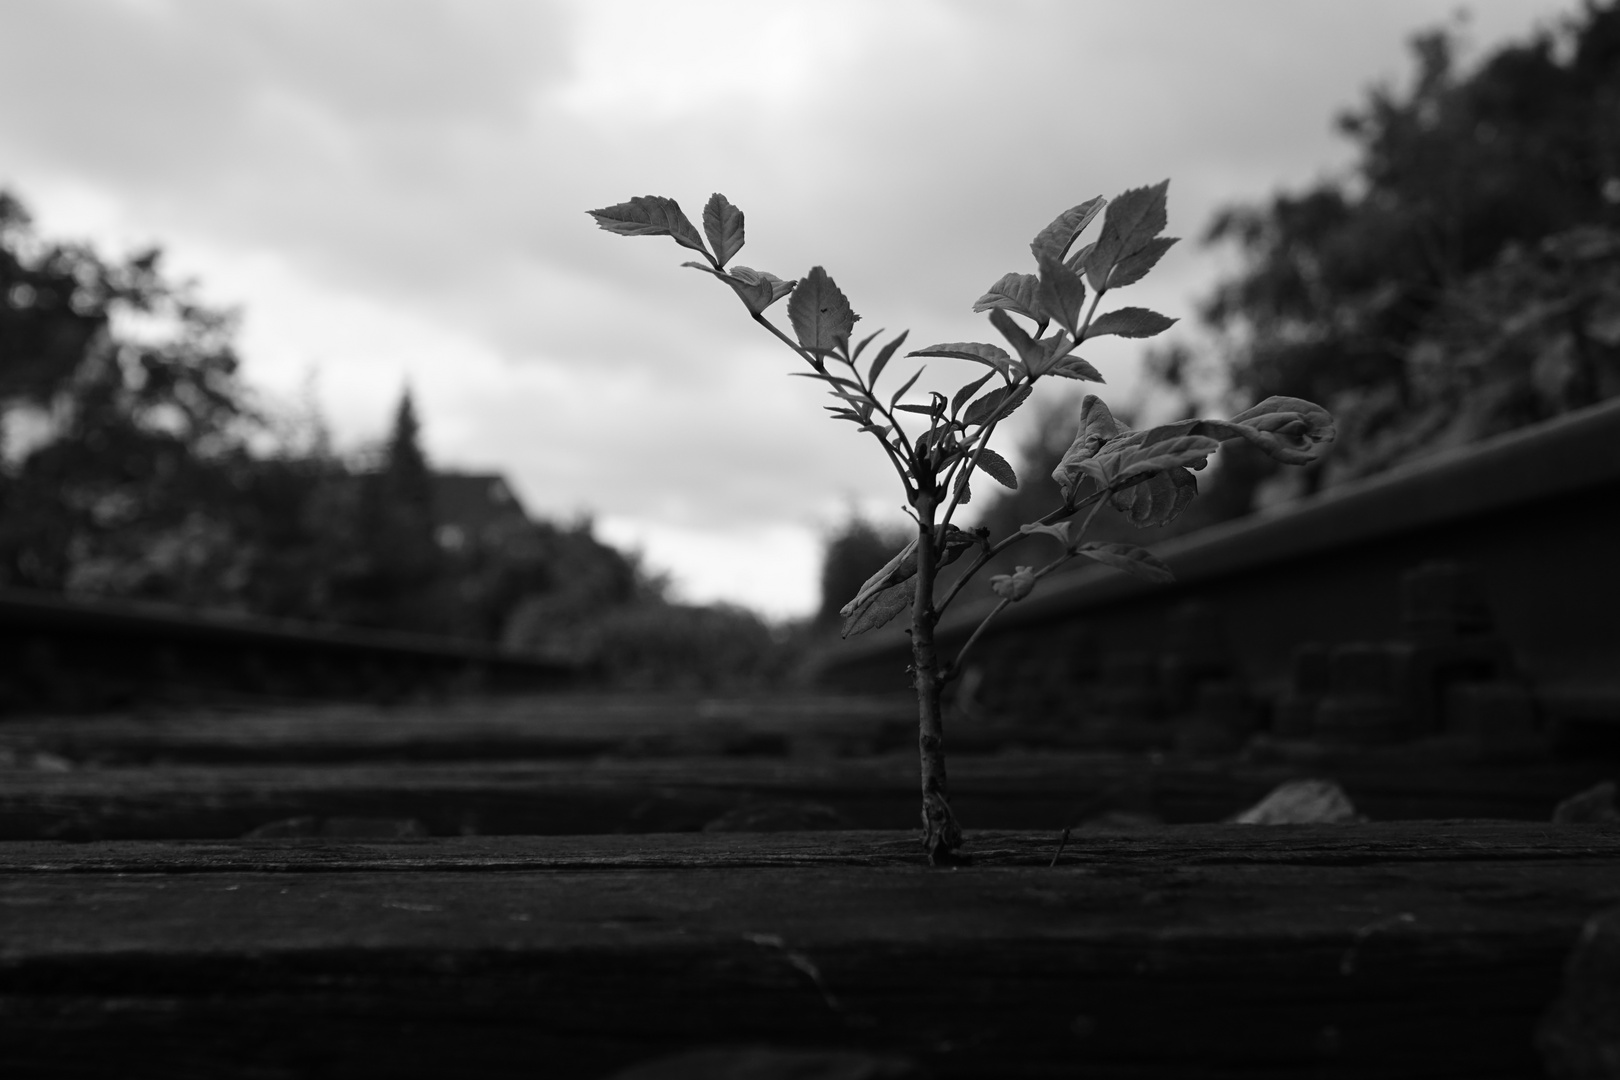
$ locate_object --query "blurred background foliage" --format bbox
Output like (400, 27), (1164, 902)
(0, 190), (788, 687)
(4, 4), (1617, 683)
(825, 1), (1620, 617)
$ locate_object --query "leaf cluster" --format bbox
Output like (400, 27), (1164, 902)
(591, 183), (1332, 645)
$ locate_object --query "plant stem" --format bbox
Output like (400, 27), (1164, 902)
(750, 311), (919, 497)
(945, 553), (1072, 681)
(910, 492), (963, 864)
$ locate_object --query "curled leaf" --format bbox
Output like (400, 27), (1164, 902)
(971, 273), (1044, 324)
(990, 565), (1038, 602)
(1224, 396), (1338, 464)
(702, 193), (746, 269)
(1080, 434), (1220, 489)
(1075, 542), (1174, 584)
(1030, 197), (1106, 263)
(908, 341), (1018, 380)
(726, 266), (795, 314)
(1109, 466), (1198, 528)
(1052, 395), (1126, 501)
(788, 266), (859, 358)
(589, 196), (710, 258)
(1136, 396), (1337, 466)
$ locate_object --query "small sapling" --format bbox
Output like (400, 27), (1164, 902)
(592, 185), (1334, 863)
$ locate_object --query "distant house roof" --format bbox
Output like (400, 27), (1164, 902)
(430, 473), (530, 548)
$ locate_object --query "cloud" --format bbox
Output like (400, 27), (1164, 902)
(0, 0), (1581, 616)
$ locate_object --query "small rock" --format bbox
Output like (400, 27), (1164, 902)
(1553, 781), (1620, 824)
(1230, 779), (1363, 825)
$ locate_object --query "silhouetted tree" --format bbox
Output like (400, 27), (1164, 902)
(0, 189), (257, 597)
(1195, 2), (1620, 497)
(340, 391), (448, 632)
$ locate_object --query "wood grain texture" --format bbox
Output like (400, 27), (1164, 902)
(2, 749), (1609, 840)
(2, 824), (1617, 1078)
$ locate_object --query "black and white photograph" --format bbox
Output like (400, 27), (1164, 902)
(1, 1), (1617, 1075)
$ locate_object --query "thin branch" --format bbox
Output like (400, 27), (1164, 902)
(944, 553), (1071, 682)
(933, 470), (1151, 620)
(945, 597), (1009, 682)
(750, 310), (918, 498)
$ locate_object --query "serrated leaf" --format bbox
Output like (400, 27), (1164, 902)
(1035, 253), (1086, 338)
(868, 330), (908, 387)
(971, 273), (1044, 323)
(1023, 332), (1082, 378)
(950, 370), (996, 417)
(889, 367), (924, 407)
(1107, 236), (1178, 289)
(1086, 307), (1177, 340)
(589, 196), (710, 258)
(702, 193), (745, 268)
(837, 528), (974, 637)
(974, 445), (1018, 489)
(1075, 542), (1174, 584)
(1052, 395), (1127, 501)
(953, 471), (971, 505)
(961, 382), (1031, 427)
(1136, 396), (1336, 466)
(788, 266), (859, 358)
(1048, 355), (1104, 382)
(1109, 466), (1197, 528)
(841, 579), (913, 637)
(1224, 396), (1337, 464)
(1084, 180), (1169, 291)
(1030, 197), (1106, 263)
(895, 402), (940, 416)
(908, 341), (1017, 379)
(1082, 434), (1219, 489)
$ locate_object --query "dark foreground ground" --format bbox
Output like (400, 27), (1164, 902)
(1, 693), (1617, 1078)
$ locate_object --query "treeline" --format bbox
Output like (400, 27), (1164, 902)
(0, 193), (787, 687)
(817, 3), (1620, 621)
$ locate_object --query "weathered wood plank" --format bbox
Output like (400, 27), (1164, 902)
(1, 826), (1617, 1078)
(0, 693), (920, 763)
(1, 751), (1609, 840)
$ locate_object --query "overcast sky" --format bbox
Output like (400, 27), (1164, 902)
(0, 0), (1582, 618)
